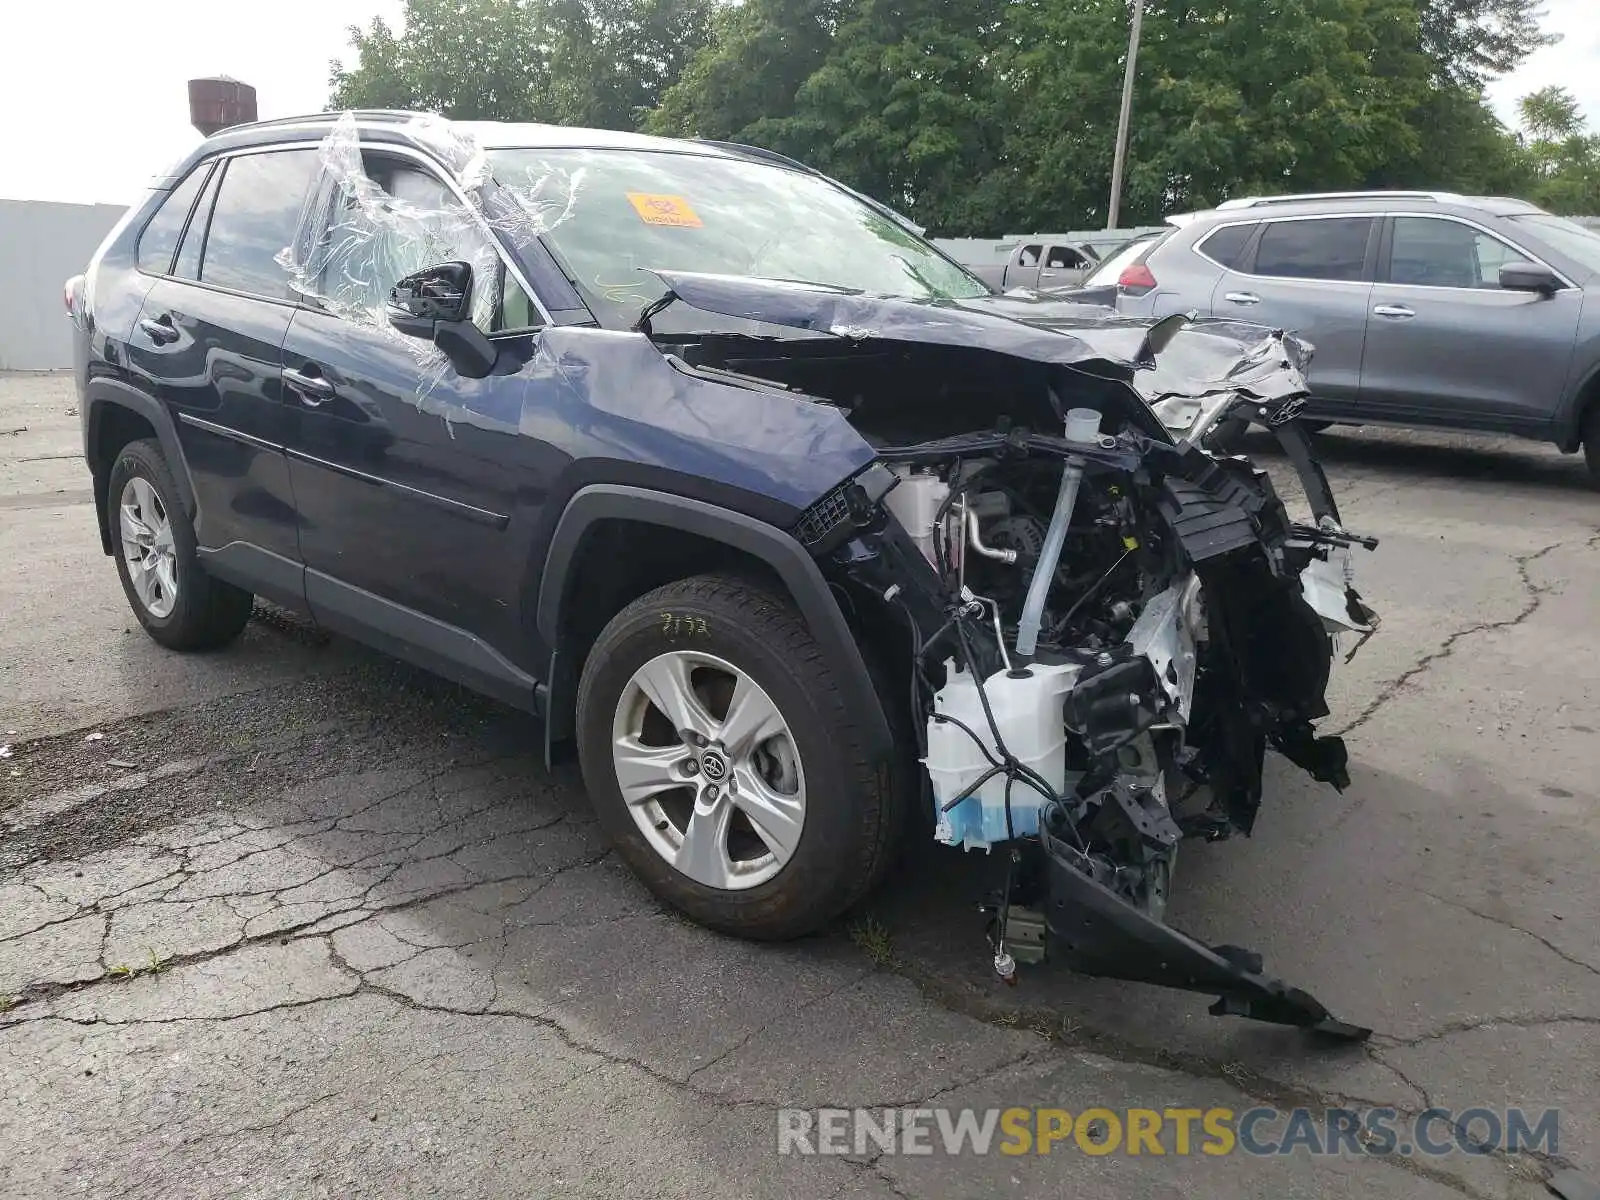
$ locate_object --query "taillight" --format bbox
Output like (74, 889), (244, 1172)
(63, 274), (84, 318)
(1118, 264), (1157, 294)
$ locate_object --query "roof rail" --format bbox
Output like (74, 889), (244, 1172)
(1216, 190), (1467, 209)
(691, 138), (815, 173)
(223, 109), (437, 133)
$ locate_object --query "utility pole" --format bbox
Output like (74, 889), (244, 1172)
(1106, 0), (1146, 230)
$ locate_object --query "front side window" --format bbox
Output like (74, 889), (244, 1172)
(485, 146), (989, 328)
(1018, 244), (1042, 267)
(1253, 217), (1373, 282)
(136, 165), (210, 276)
(1389, 217), (1521, 289)
(303, 156), (535, 333)
(201, 150), (320, 298)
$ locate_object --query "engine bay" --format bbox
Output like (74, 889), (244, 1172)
(648, 285), (1382, 1036)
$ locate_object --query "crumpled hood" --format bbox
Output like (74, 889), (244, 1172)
(647, 271), (1315, 408)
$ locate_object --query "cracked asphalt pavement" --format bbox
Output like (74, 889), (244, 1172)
(3, 371), (1598, 1198)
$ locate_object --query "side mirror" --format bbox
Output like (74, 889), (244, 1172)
(1498, 261), (1560, 296)
(386, 261), (496, 378)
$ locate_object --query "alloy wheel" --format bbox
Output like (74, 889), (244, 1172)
(610, 650), (806, 891)
(118, 476), (178, 619)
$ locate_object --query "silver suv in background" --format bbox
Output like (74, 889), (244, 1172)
(1102, 192), (1600, 482)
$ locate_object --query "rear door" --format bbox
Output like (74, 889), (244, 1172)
(1358, 214), (1581, 430)
(123, 147), (319, 598)
(1208, 214), (1377, 406)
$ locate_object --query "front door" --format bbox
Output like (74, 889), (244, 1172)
(1359, 215), (1581, 430)
(276, 151), (548, 697)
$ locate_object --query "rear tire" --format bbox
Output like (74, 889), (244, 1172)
(576, 573), (901, 940)
(108, 439), (254, 651)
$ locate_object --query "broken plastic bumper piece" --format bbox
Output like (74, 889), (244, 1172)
(1042, 830), (1370, 1040)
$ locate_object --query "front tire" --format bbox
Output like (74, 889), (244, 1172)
(576, 573), (900, 940)
(108, 439), (254, 651)
(1584, 406), (1600, 489)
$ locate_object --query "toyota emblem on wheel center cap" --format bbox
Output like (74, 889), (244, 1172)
(699, 749), (728, 782)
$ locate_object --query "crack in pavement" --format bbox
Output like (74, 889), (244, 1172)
(1337, 531), (1598, 736)
(1384, 1012), (1600, 1048)
(1417, 887), (1600, 978)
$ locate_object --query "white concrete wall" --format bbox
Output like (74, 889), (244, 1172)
(0, 199), (126, 371)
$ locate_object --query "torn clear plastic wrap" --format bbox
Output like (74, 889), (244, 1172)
(274, 112), (587, 420)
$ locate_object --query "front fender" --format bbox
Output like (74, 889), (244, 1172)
(534, 483), (893, 767)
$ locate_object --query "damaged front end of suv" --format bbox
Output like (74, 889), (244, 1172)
(640, 274), (1380, 1038)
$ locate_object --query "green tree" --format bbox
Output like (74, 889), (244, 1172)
(544, 0), (715, 129)
(330, 0), (548, 120)
(1516, 86), (1600, 214)
(1519, 84), (1584, 139)
(773, 0), (1013, 230)
(331, 0), (712, 129)
(645, 0), (846, 144)
(999, 0), (1440, 226)
(1419, 0), (1557, 90)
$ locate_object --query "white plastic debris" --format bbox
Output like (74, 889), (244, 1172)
(85, 732), (105, 742)
(0, 745), (12, 759)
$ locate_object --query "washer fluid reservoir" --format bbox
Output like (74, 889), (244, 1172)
(923, 660), (1080, 850)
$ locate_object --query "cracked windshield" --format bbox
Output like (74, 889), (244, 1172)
(487, 147), (989, 327)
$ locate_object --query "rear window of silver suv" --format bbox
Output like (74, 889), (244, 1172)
(1195, 223), (1256, 270)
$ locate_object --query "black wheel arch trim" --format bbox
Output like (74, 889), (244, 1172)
(535, 483), (893, 766)
(1559, 359), (1600, 452)
(85, 378), (197, 554)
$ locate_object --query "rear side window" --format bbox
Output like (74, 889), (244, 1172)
(1046, 245), (1087, 269)
(200, 149), (319, 299)
(136, 166), (210, 275)
(172, 165), (223, 281)
(1253, 217), (1373, 282)
(1197, 222), (1256, 270)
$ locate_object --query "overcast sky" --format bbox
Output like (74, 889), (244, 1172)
(3, 0), (1595, 206)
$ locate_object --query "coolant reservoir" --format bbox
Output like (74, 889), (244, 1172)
(923, 660), (1081, 850)
(884, 468), (951, 568)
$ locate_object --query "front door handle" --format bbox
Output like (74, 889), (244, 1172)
(1372, 304), (1415, 318)
(137, 316), (178, 345)
(1223, 291), (1260, 305)
(283, 366), (335, 405)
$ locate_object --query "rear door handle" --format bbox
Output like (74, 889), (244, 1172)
(1372, 304), (1415, 318)
(1223, 291), (1259, 305)
(137, 316), (178, 344)
(283, 366), (336, 405)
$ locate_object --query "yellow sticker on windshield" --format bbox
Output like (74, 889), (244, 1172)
(626, 193), (703, 228)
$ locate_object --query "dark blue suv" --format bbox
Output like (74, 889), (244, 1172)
(68, 110), (1378, 1034)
